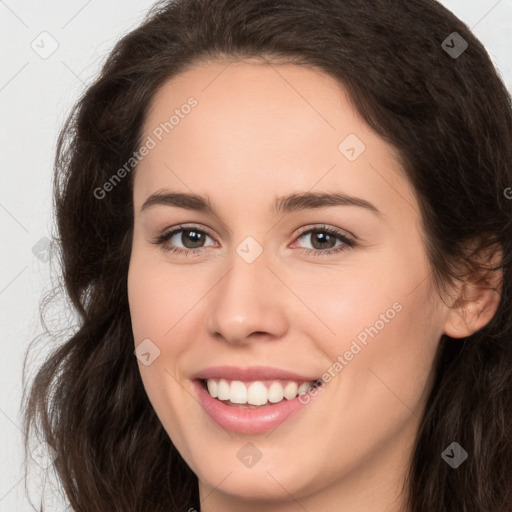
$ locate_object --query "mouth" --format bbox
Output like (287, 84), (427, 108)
(191, 366), (321, 434)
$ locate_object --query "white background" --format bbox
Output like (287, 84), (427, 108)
(1, 1), (511, 510)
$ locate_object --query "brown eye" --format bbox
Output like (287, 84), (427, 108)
(176, 229), (207, 249)
(153, 225), (215, 255)
(302, 230), (339, 250)
(295, 226), (354, 255)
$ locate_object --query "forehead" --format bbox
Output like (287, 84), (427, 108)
(134, 60), (416, 220)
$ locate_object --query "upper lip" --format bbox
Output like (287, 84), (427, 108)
(192, 365), (318, 382)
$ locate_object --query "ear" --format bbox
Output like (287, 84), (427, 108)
(443, 243), (503, 339)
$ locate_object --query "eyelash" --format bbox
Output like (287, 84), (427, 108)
(151, 223), (356, 257)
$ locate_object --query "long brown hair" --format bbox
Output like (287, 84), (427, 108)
(23, 0), (512, 510)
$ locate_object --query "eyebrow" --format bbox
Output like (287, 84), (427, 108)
(140, 190), (381, 216)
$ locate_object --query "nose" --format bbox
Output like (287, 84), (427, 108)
(205, 245), (289, 345)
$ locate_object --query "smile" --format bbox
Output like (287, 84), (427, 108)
(204, 378), (314, 406)
(192, 366), (321, 434)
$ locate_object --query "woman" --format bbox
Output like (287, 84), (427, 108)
(23, 0), (512, 510)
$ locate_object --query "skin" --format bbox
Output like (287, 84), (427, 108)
(127, 59), (500, 512)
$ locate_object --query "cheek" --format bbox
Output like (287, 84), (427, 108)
(128, 267), (172, 342)
(317, 238), (437, 356)
(127, 252), (184, 394)
(127, 257), (196, 448)
(318, 271), (440, 440)
(127, 248), (206, 345)
(282, 255), (432, 359)
(295, 249), (440, 418)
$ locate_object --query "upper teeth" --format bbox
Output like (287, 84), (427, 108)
(206, 378), (313, 406)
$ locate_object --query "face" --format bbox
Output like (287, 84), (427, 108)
(127, 59), (448, 509)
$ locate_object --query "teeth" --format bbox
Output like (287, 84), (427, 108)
(207, 379), (218, 398)
(283, 382), (298, 400)
(268, 382), (284, 403)
(297, 382), (311, 395)
(247, 382), (268, 405)
(204, 378), (314, 405)
(230, 380), (247, 404)
(217, 379), (230, 401)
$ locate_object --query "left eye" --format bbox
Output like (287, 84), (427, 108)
(290, 226), (355, 256)
(295, 228), (350, 251)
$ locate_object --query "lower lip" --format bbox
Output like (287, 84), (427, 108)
(193, 380), (309, 434)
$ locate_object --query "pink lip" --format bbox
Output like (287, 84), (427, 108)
(193, 380), (311, 434)
(191, 365), (317, 382)
(191, 366), (321, 434)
